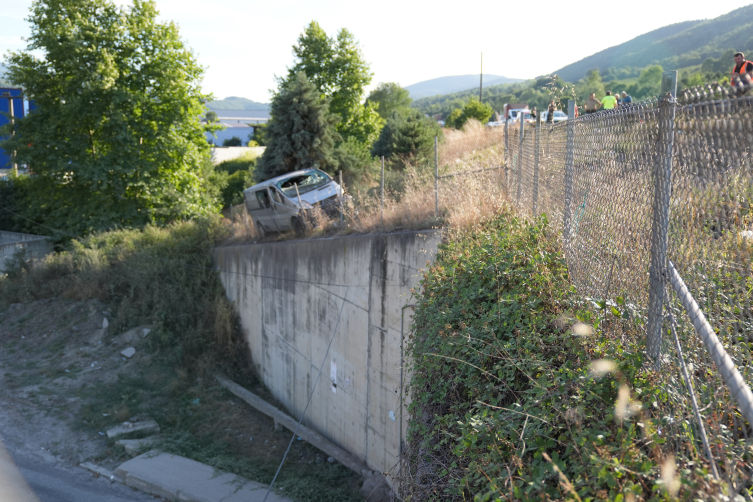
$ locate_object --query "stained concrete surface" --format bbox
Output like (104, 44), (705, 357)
(214, 230), (442, 488)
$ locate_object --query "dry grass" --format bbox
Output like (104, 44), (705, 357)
(440, 119), (506, 175)
(222, 121), (511, 244)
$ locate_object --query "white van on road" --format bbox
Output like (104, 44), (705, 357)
(243, 168), (343, 237)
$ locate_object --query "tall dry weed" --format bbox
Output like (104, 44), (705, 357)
(225, 122), (510, 241)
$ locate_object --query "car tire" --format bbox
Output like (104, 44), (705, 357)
(256, 221), (267, 238)
(292, 216), (306, 236)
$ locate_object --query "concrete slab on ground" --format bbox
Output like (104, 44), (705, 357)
(114, 450), (292, 502)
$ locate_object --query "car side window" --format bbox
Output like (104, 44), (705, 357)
(256, 190), (270, 209)
(270, 188), (283, 205)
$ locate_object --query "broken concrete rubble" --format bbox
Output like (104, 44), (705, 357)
(106, 420), (160, 439)
(116, 437), (160, 456)
(120, 347), (136, 358)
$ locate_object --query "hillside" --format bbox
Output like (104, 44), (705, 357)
(208, 96), (269, 111)
(554, 4), (753, 82)
(405, 74), (523, 99)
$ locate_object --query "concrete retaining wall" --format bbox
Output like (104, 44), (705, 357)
(0, 231), (52, 273)
(214, 231), (442, 484)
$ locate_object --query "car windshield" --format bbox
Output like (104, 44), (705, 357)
(277, 169), (330, 197)
(554, 111), (567, 117)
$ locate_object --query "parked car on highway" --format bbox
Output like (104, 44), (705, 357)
(244, 168), (344, 237)
(540, 110), (568, 123)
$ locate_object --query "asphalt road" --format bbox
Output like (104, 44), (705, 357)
(6, 448), (159, 502)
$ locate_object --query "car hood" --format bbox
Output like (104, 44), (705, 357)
(295, 181), (342, 206)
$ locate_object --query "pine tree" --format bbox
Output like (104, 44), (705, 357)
(371, 109), (442, 170)
(257, 72), (340, 180)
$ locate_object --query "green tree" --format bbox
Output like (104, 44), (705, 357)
(460, 98), (493, 124)
(371, 109), (442, 169)
(222, 136), (242, 147)
(257, 72), (340, 180)
(281, 22), (383, 145)
(1, 0), (215, 236)
(446, 108), (463, 129)
(366, 82), (412, 120)
(334, 136), (376, 189)
(575, 69), (606, 101)
(205, 110), (218, 123)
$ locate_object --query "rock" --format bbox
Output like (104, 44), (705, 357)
(360, 471), (392, 502)
(102, 318), (109, 329)
(116, 437), (160, 456)
(121, 347), (136, 358)
(115, 325), (153, 344)
(106, 420), (160, 439)
(741, 230), (753, 240)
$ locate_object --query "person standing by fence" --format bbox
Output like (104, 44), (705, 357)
(546, 100), (556, 123)
(731, 52), (753, 95)
(621, 91), (632, 105)
(584, 93), (601, 114)
(601, 91), (617, 111)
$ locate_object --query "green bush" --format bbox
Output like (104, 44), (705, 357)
(0, 217), (247, 368)
(222, 136), (243, 147)
(213, 152), (258, 206)
(405, 209), (722, 501)
(216, 152), (258, 175)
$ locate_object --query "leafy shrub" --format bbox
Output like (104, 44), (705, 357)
(216, 152), (258, 175)
(404, 210), (723, 501)
(222, 136), (243, 147)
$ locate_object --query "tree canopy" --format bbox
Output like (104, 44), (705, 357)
(366, 83), (412, 120)
(257, 72), (340, 181)
(281, 22), (383, 145)
(1, 0), (216, 236)
(372, 109), (442, 169)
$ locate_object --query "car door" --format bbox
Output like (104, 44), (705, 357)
(269, 187), (297, 230)
(254, 189), (276, 230)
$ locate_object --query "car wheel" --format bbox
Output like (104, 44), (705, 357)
(291, 216), (306, 236)
(256, 221), (267, 238)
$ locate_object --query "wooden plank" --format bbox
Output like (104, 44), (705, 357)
(214, 374), (371, 475)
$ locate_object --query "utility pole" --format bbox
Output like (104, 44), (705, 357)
(479, 52), (483, 101)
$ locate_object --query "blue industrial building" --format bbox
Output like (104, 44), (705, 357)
(0, 88), (25, 170)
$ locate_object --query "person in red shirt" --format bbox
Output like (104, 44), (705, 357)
(731, 52), (753, 96)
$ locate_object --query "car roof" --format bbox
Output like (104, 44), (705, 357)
(244, 168), (323, 193)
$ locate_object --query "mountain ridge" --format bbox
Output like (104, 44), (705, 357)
(404, 74), (524, 99)
(208, 96), (269, 111)
(553, 5), (753, 82)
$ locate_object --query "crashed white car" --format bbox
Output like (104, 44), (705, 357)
(243, 168), (344, 236)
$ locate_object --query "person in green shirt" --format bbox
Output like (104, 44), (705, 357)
(601, 91), (617, 110)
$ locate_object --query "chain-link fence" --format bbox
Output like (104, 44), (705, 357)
(503, 74), (753, 494)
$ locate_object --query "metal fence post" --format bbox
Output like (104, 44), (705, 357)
(516, 112), (524, 205)
(532, 113), (541, 215)
(434, 136), (439, 216)
(339, 170), (344, 226)
(381, 156), (385, 225)
(504, 117), (509, 191)
(563, 100), (576, 246)
(646, 71), (678, 367)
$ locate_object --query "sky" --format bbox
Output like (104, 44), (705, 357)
(2, 0), (753, 103)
